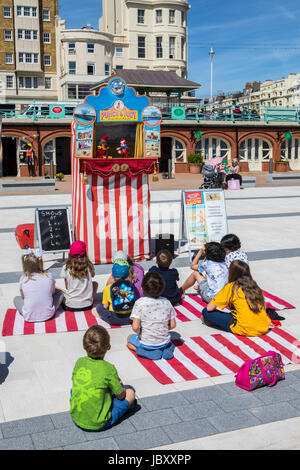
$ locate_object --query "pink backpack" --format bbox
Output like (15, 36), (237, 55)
(235, 351), (285, 391)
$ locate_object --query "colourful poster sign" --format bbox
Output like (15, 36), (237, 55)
(179, 189), (228, 261)
(99, 100), (138, 122)
(143, 105), (162, 158)
(75, 122), (94, 158)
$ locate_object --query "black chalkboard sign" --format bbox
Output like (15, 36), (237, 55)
(35, 207), (72, 253)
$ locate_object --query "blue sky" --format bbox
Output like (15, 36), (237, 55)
(60, 0), (300, 99)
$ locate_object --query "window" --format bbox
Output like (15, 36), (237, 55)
(19, 76), (38, 89)
(42, 9), (50, 21)
(115, 65), (123, 70)
(116, 47), (123, 58)
(87, 63), (95, 75)
(169, 37), (175, 58)
(156, 37), (163, 58)
(181, 37), (185, 60)
(156, 10), (162, 24)
(18, 29), (37, 40)
(68, 61), (76, 75)
(68, 43), (76, 54)
(6, 76), (13, 88)
(3, 6), (11, 17)
(138, 36), (146, 58)
(105, 63), (110, 75)
(169, 10), (175, 24)
(5, 53), (13, 64)
(196, 137), (230, 160)
(87, 43), (94, 54)
(181, 11), (185, 26)
(43, 32), (51, 43)
(4, 30), (12, 41)
(78, 85), (90, 99)
(17, 6), (37, 17)
(137, 9), (145, 24)
(68, 85), (77, 99)
(44, 55), (51, 66)
(45, 77), (52, 89)
(19, 53), (38, 64)
(43, 140), (54, 165)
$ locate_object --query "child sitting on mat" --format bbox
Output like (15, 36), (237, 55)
(14, 250), (63, 322)
(180, 242), (228, 304)
(61, 241), (98, 312)
(220, 233), (249, 268)
(70, 325), (136, 432)
(94, 259), (135, 326)
(127, 271), (176, 360)
(148, 249), (181, 306)
(106, 250), (144, 299)
(202, 260), (271, 336)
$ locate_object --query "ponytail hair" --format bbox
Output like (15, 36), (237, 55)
(21, 252), (45, 281)
(228, 260), (265, 313)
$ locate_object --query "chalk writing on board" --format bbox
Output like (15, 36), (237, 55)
(35, 207), (72, 252)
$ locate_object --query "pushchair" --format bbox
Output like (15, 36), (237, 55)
(200, 164), (223, 189)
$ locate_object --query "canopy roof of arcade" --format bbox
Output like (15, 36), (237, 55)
(91, 69), (200, 95)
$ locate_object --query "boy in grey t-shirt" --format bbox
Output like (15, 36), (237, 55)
(127, 272), (176, 360)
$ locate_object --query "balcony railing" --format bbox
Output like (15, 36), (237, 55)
(1, 102), (300, 123)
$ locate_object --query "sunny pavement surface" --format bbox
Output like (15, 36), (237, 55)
(0, 185), (299, 449)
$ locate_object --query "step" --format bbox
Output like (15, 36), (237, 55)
(0, 179), (56, 192)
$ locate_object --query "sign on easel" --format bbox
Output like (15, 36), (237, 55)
(35, 207), (72, 254)
(179, 189), (228, 261)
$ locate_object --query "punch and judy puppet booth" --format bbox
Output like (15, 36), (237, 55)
(71, 77), (162, 264)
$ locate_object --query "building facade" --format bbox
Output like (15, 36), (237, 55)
(100, 0), (189, 77)
(0, 0), (59, 104)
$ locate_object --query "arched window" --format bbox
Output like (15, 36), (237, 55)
(174, 139), (186, 162)
(43, 140), (56, 165)
(239, 138), (271, 162)
(281, 138), (300, 170)
(195, 136), (230, 160)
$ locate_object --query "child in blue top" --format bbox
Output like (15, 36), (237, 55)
(180, 242), (228, 303)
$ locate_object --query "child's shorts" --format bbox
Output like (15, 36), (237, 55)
(198, 280), (213, 304)
(96, 304), (132, 326)
(128, 334), (170, 351)
(72, 397), (131, 432)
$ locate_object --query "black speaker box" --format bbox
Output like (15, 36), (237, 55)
(155, 234), (175, 256)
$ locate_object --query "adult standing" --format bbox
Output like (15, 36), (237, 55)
(26, 143), (35, 177)
(226, 159), (243, 188)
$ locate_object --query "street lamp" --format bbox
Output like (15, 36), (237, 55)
(209, 47), (215, 101)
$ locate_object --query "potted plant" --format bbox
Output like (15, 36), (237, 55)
(188, 153), (204, 174)
(56, 172), (64, 181)
(274, 158), (290, 172)
(44, 169), (50, 179)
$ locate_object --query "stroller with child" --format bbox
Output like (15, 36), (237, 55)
(200, 163), (223, 189)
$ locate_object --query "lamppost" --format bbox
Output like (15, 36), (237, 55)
(209, 47), (215, 101)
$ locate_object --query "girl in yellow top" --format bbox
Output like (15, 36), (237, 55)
(202, 260), (271, 336)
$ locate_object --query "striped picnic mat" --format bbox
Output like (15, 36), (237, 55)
(130, 327), (300, 384)
(1, 291), (295, 337)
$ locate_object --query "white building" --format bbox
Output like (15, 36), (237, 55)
(56, 0), (190, 101)
(100, 0), (189, 77)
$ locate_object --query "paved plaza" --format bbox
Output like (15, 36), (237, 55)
(0, 185), (299, 449)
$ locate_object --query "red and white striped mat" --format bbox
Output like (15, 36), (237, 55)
(130, 327), (300, 384)
(1, 291), (295, 337)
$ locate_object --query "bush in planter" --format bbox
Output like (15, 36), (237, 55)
(188, 153), (204, 164)
(188, 153), (204, 174)
(56, 172), (64, 181)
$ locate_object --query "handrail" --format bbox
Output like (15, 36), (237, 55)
(1, 103), (300, 123)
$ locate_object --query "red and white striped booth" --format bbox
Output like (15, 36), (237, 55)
(71, 153), (158, 264)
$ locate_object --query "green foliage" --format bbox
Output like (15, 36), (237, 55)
(188, 153), (203, 164)
(56, 172), (64, 180)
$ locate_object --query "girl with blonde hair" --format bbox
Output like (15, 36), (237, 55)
(13, 250), (63, 322)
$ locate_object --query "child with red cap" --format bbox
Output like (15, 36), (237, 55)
(61, 241), (98, 311)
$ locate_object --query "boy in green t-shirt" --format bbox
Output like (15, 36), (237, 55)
(70, 325), (136, 431)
